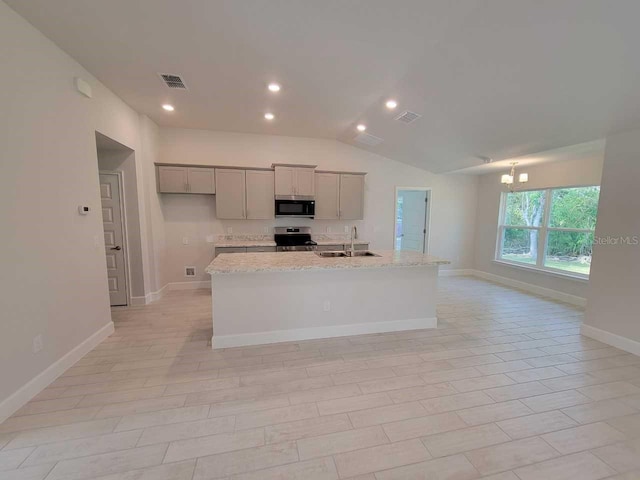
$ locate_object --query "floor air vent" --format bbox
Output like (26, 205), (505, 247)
(354, 132), (384, 146)
(159, 73), (188, 89)
(395, 110), (422, 124)
(185, 266), (196, 277)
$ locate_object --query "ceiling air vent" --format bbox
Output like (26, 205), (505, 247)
(159, 73), (188, 89)
(354, 132), (384, 147)
(395, 110), (422, 124)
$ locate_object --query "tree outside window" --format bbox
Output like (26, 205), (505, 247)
(497, 186), (600, 277)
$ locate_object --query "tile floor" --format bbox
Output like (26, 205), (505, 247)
(1, 276), (640, 479)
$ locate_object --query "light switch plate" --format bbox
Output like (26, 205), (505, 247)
(227, 227), (233, 234)
(182, 237), (189, 245)
(344, 226), (349, 233)
(206, 235), (214, 243)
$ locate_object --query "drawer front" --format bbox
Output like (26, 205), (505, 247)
(246, 246), (276, 253)
(215, 247), (247, 257)
(354, 243), (369, 251)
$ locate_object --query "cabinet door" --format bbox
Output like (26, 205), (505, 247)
(245, 170), (275, 219)
(294, 168), (316, 196)
(314, 173), (340, 219)
(215, 169), (246, 219)
(187, 167), (215, 194)
(157, 166), (188, 193)
(246, 246), (276, 253)
(274, 166), (295, 196)
(339, 174), (365, 220)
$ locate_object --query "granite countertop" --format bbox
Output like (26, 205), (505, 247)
(214, 234), (368, 248)
(214, 240), (277, 247)
(206, 250), (450, 274)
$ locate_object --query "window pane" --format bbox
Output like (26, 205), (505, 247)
(549, 186), (600, 229)
(504, 190), (546, 227)
(545, 230), (594, 276)
(500, 227), (539, 265)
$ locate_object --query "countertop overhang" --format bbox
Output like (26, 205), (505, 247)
(206, 250), (450, 275)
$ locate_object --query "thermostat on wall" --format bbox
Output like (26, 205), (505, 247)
(78, 205), (90, 215)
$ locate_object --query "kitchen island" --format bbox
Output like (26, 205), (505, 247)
(206, 250), (449, 348)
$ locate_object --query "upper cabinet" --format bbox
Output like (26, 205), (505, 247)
(215, 169), (246, 219)
(216, 168), (274, 220)
(315, 173), (340, 220)
(245, 170), (275, 219)
(315, 172), (365, 220)
(274, 165), (316, 197)
(339, 174), (365, 220)
(157, 165), (215, 194)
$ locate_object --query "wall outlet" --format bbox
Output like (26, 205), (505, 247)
(226, 227), (233, 234)
(344, 226), (349, 233)
(206, 235), (214, 243)
(263, 227), (270, 234)
(94, 235), (101, 248)
(182, 237), (189, 245)
(323, 300), (331, 312)
(32, 334), (43, 353)
(326, 226), (332, 233)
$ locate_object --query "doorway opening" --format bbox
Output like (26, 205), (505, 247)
(394, 187), (431, 253)
(95, 132), (143, 307)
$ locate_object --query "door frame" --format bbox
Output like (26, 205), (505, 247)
(99, 170), (131, 307)
(394, 186), (432, 254)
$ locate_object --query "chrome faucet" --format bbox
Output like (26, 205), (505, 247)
(349, 225), (358, 256)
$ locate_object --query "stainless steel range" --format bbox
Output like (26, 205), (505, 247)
(274, 226), (318, 252)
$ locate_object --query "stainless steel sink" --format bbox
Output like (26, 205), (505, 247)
(315, 251), (348, 257)
(350, 251), (381, 257)
(315, 250), (381, 258)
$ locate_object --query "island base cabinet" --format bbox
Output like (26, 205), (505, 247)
(210, 265), (438, 348)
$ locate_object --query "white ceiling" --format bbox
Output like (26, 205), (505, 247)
(7, 0), (640, 173)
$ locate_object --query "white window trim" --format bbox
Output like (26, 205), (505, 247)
(495, 186), (598, 280)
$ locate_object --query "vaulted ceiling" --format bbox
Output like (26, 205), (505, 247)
(6, 0), (640, 173)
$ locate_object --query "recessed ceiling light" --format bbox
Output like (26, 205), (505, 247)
(356, 124), (367, 132)
(264, 113), (275, 120)
(268, 83), (281, 92)
(162, 104), (175, 112)
(385, 99), (398, 110)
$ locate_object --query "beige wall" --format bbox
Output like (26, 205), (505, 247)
(473, 156), (604, 299)
(585, 128), (640, 349)
(0, 1), (159, 418)
(157, 128), (479, 284)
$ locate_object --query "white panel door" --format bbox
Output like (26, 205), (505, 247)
(314, 173), (340, 219)
(187, 167), (215, 194)
(339, 174), (365, 220)
(274, 166), (295, 196)
(100, 174), (127, 306)
(157, 166), (188, 193)
(215, 169), (246, 219)
(396, 189), (428, 253)
(294, 168), (315, 196)
(245, 170), (274, 219)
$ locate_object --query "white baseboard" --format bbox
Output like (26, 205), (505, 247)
(0, 322), (114, 423)
(471, 270), (586, 307)
(141, 280), (210, 304)
(439, 269), (474, 277)
(581, 324), (640, 357)
(212, 317), (438, 349)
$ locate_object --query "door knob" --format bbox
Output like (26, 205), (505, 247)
(111, 246), (122, 251)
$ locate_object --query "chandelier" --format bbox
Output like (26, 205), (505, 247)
(501, 162), (529, 192)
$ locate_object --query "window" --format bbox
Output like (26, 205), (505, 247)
(496, 186), (600, 277)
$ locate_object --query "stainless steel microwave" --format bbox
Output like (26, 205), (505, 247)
(275, 196), (315, 218)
